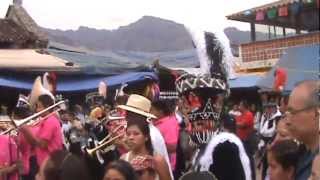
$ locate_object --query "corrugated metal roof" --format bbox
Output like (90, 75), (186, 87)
(227, 0), (295, 18)
(257, 44), (319, 91)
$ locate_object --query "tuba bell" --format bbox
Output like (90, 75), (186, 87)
(29, 76), (55, 110)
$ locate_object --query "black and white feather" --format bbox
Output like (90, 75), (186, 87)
(186, 27), (234, 81)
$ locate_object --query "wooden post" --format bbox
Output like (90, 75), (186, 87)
(250, 22), (256, 42)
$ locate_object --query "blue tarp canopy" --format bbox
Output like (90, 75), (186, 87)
(48, 48), (199, 75)
(0, 72), (157, 92)
(229, 74), (261, 89)
(49, 49), (148, 75)
(257, 44), (319, 92)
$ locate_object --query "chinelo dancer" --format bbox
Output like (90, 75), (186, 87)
(176, 28), (252, 180)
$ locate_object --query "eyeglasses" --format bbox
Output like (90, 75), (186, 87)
(284, 105), (316, 118)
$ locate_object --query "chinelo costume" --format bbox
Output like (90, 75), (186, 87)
(176, 29), (252, 180)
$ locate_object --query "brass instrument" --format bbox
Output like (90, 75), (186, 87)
(0, 100), (68, 135)
(86, 123), (126, 156)
(86, 132), (124, 156)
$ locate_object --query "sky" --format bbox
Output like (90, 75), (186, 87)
(0, 0), (276, 32)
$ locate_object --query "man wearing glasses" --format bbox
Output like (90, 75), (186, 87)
(285, 80), (319, 180)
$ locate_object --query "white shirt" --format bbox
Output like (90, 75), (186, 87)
(149, 124), (174, 180)
(259, 109), (282, 138)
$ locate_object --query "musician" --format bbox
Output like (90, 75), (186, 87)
(0, 135), (20, 180)
(104, 110), (127, 155)
(19, 94), (63, 169)
(83, 110), (125, 180)
(175, 31), (252, 180)
(11, 106), (36, 180)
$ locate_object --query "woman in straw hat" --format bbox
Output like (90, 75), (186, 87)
(118, 94), (172, 180)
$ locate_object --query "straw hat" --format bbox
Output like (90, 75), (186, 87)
(117, 94), (156, 119)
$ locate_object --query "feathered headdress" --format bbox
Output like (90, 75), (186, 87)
(175, 28), (230, 145)
(176, 28), (229, 95)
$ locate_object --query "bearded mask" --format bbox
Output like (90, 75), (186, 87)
(177, 78), (227, 145)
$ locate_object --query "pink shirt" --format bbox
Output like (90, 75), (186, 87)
(154, 115), (179, 170)
(35, 114), (63, 166)
(17, 125), (39, 175)
(0, 135), (19, 180)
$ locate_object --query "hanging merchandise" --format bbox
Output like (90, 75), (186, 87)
(305, 0), (315, 7)
(290, 1), (302, 15)
(243, 10), (252, 16)
(267, 8), (277, 19)
(256, 11), (265, 21)
(305, 0), (314, 4)
(278, 6), (289, 17)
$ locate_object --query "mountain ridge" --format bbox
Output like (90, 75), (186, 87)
(44, 16), (261, 53)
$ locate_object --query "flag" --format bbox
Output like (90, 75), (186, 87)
(278, 6), (288, 17)
(290, 1), (302, 15)
(256, 11), (265, 21)
(267, 8), (277, 19)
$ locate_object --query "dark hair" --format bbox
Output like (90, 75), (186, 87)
(105, 160), (138, 180)
(38, 94), (54, 108)
(136, 168), (156, 178)
(116, 95), (129, 106)
(126, 111), (154, 155)
(44, 150), (91, 180)
(11, 106), (32, 119)
(221, 113), (236, 133)
(268, 140), (301, 170)
(240, 100), (249, 109)
(151, 100), (173, 116)
(60, 110), (75, 117)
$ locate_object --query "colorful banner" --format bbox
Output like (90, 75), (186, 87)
(290, 1), (302, 15)
(278, 6), (289, 17)
(256, 11), (265, 21)
(267, 8), (277, 19)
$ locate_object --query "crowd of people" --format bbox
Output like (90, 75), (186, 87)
(0, 78), (318, 180)
(0, 30), (319, 180)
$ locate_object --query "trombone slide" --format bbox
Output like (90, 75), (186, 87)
(0, 100), (67, 135)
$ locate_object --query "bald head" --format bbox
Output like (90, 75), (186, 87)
(294, 80), (320, 109)
(286, 80), (319, 151)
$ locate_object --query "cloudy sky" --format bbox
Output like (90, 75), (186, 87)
(0, 0), (275, 31)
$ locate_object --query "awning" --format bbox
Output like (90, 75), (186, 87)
(0, 49), (80, 72)
(229, 74), (262, 89)
(257, 44), (319, 92)
(0, 72), (157, 92)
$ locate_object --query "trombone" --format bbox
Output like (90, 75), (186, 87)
(0, 100), (68, 135)
(86, 123), (126, 156)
